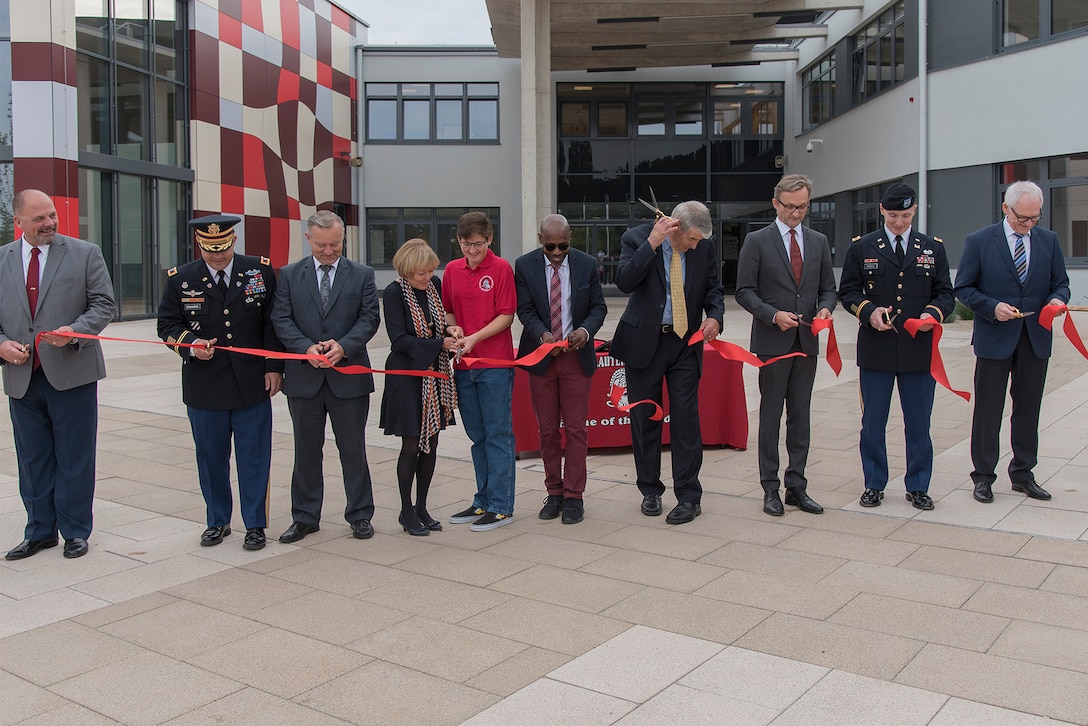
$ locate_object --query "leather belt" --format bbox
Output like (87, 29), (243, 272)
(659, 324), (674, 334)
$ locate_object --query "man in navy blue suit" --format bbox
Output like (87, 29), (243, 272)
(514, 214), (607, 524)
(955, 181), (1069, 503)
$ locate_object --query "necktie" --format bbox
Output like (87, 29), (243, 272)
(549, 262), (563, 339)
(895, 235), (905, 265)
(217, 270), (228, 295)
(319, 264), (332, 309)
(789, 228), (803, 287)
(26, 247), (40, 319)
(1013, 233), (1027, 284)
(670, 248), (687, 339)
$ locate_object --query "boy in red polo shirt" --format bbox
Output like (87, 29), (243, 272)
(442, 212), (517, 531)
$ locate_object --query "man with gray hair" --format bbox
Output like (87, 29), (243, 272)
(955, 181), (1069, 504)
(612, 200), (725, 525)
(272, 210), (381, 542)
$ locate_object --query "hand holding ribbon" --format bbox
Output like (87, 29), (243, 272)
(1039, 303), (1088, 360)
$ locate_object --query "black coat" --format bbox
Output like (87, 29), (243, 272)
(157, 254), (283, 409)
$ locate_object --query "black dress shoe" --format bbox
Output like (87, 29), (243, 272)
(763, 490), (784, 517)
(5, 537), (58, 560)
(398, 512), (429, 536)
(561, 498), (584, 525)
(279, 521), (319, 543)
(539, 495), (563, 520)
(666, 501), (701, 524)
(63, 538), (89, 559)
(416, 508), (442, 532)
(973, 481), (994, 503)
(243, 528), (266, 550)
(1012, 479), (1052, 500)
(785, 487), (824, 514)
(200, 525), (231, 546)
(352, 519), (374, 539)
(641, 494), (663, 516)
(905, 491), (935, 510)
(859, 488), (884, 507)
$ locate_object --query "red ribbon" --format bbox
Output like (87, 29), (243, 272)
(1039, 304), (1088, 360)
(901, 318), (970, 401)
(809, 318), (842, 376)
(686, 332), (806, 368)
(34, 331), (449, 379)
(460, 339), (568, 368)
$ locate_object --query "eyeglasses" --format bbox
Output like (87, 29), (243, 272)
(543, 242), (570, 252)
(458, 239), (489, 249)
(1008, 206), (1041, 225)
(776, 200), (809, 213)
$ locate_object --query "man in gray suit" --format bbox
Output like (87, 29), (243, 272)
(271, 210), (380, 543)
(735, 175), (836, 517)
(0, 189), (116, 559)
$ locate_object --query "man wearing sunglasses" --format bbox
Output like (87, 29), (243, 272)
(955, 180), (1069, 504)
(514, 214), (607, 524)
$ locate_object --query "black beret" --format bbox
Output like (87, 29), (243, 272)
(881, 184), (916, 211)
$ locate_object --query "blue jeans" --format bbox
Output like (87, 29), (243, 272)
(455, 367), (515, 516)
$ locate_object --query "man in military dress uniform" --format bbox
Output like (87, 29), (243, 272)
(838, 184), (954, 510)
(157, 215), (283, 550)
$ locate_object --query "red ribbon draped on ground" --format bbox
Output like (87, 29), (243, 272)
(901, 318), (970, 401)
(1038, 303), (1088, 360)
(35, 331), (449, 379)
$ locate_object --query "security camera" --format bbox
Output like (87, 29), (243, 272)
(805, 141), (814, 153)
(805, 139), (824, 153)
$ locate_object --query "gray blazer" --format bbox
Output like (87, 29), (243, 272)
(271, 255), (380, 399)
(735, 223), (837, 357)
(0, 235), (116, 398)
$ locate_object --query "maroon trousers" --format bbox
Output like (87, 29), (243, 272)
(527, 351), (593, 499)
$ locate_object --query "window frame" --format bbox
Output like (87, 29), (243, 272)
(364, 82), (500, 144)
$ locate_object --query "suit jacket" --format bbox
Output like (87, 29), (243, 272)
(0, 235), (116, 398)
(156, 254), (284, 410)
(839, 228), (954, 372)
(611, 222), (725, 370)
(271, 255), (380, 399)
(514, 248), (608, 377)
(735, 223), (837, 356)
(955, 222), (1069, 360)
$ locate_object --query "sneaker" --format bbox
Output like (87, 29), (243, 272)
(539, 495), (563, 520)
(561, 498), (584, 524)
(469, 512), (513, 531)
(449, 506), (485, 524)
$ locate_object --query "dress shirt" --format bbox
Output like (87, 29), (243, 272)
(1003, 218), (1031, 275)
(774, 218), (803, 262)
(313, 256), (340, 290)
(22, 238), (50, 280)
(544, 255), (573, 337)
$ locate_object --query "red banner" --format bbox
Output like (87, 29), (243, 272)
(902, 318), (970, 401)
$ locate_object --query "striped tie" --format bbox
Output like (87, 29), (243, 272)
(549, 262), (563, 339)
(1013, 233), (1027, 284)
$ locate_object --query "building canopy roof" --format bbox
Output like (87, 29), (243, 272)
(485, 0), (862, 71)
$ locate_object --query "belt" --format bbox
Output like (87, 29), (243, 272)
(659, 324), (674, 334)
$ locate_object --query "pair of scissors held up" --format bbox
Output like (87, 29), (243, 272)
(637, 187), (666, 220)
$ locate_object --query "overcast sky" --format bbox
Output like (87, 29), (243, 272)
(339, 0), (495, 45)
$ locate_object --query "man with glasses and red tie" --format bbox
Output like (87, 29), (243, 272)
(839, 183), (954, 511)
(514, 214), (607, 524)
(955, 180), (1069, 504)
(736, 175), (836, 517)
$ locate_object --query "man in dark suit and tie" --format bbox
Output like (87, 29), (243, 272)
(1, 189), (116, 560)
(736, 175), (836, 517)
(514, 214), (607, 525)
(839, 183), (955, 511)
(612, 201), (725, 525)
(271, 210), (380, 542)
(955, 180), (1069, 503)
(157, 214), (284, 551)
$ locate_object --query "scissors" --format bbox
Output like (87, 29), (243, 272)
(1014, 310), (1035, 319)
(637, 187), (666, 220)
(882, 309), (899, 332)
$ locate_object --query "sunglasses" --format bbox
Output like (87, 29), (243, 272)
(543, 242), (570, 252)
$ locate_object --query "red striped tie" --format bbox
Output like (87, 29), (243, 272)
(549, 263), (563, 339)
(27, 247), (41, 370)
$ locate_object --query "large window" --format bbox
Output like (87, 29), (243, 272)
(801, 51), (836, 130)
(852, 2), (906, 104)
(365, 208), (501, 267)
(1002, 0), (1088, 47)
(1000, 154), (1088, 262)
(852, 181), (902, 239)
(365, 83), (499, 143)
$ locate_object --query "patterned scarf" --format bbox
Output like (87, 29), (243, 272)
(397, 277), (456, 452)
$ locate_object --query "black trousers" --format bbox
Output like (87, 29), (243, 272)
(757, 351), (818, 492)
(970, 328), (1049, 485)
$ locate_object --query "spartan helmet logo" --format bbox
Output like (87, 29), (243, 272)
(606, 368), (628, 408)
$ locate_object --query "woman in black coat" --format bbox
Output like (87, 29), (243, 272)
(379, 239), (459, 535)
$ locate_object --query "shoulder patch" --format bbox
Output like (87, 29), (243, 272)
(933, 237), (943, 244)
(167, 266), (178, 277)
(260, 256), (270, 265)
(851, 235), (862, 243)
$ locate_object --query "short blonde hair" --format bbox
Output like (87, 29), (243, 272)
(393, 238), (440, 278)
